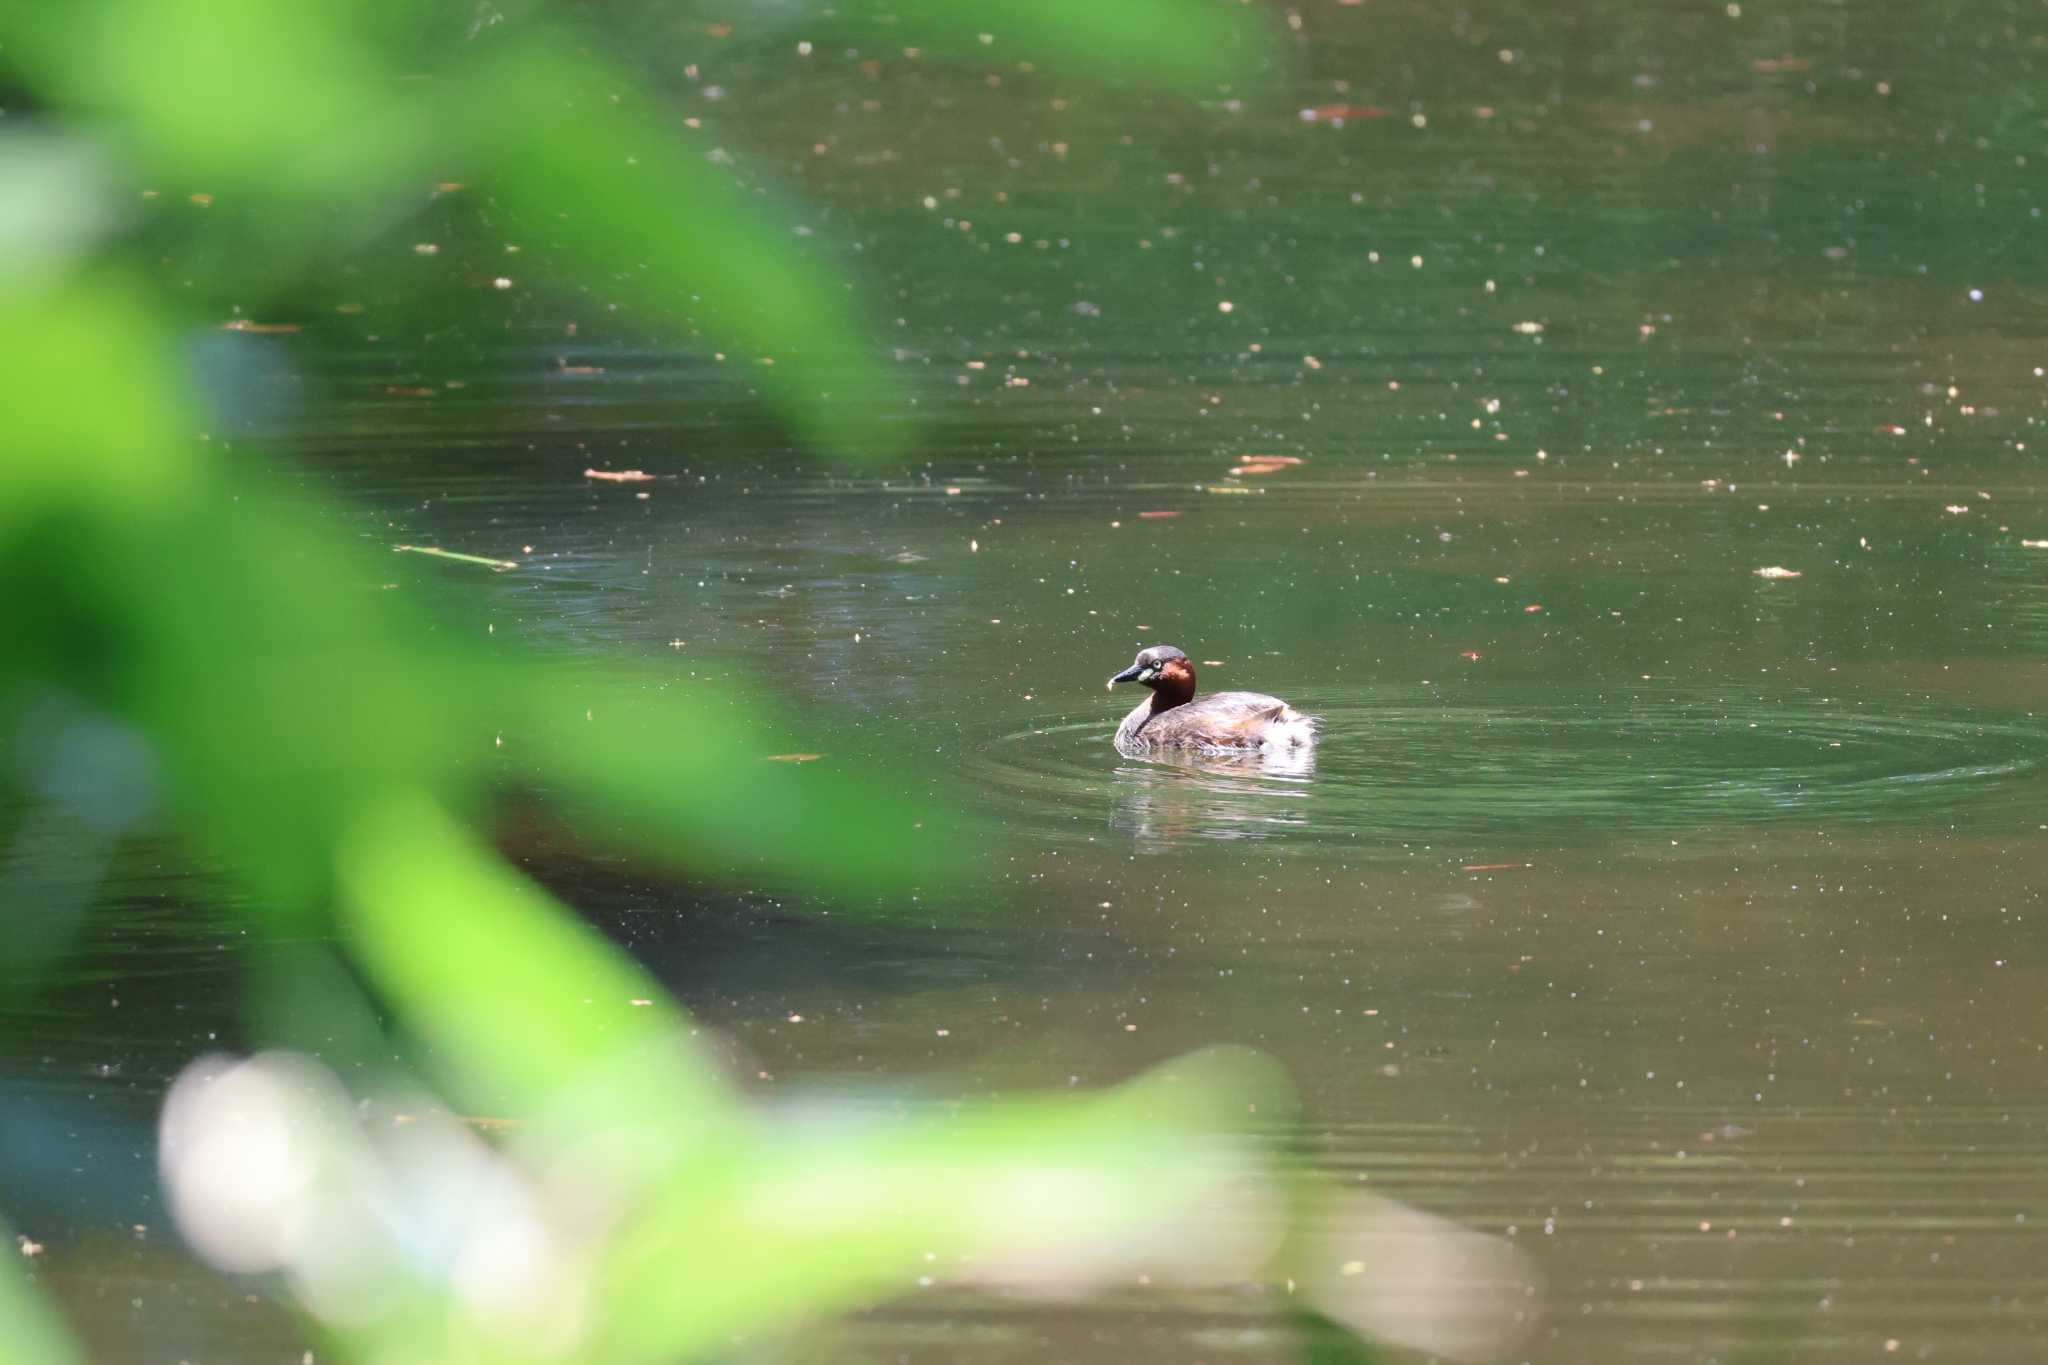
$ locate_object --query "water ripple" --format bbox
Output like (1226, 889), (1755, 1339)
(968, 685), (2048, 853)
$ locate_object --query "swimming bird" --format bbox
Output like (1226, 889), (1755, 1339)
(1106, 645), (1318, 753)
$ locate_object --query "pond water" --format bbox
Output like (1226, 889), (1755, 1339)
(12, 0), (2048, 1360)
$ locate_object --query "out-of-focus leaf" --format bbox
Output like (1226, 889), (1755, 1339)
(0, 133), (118, 285)
(0, 1222), (82, 1365)
(835, 0), (1280, 94)
(336, 792), (736, 1128)
(83, 505), (479, 910)
(516, 668), (967, 894)
(4, 443), (956, 911)
(0, 3), (1322, 1359)
(36, 0), (434, 204)
(1291, 1193), (1538, 1361)
(1293, 1308), (1389, 1365)
(0, 278), (204, 531)
(465, 39), (908, 457)
(591, 1046), (1294, 1362)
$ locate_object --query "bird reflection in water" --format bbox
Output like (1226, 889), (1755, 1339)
(1109, 742), (1316, 850)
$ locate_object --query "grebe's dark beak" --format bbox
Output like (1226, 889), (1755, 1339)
(1108, 662), (1147, 690)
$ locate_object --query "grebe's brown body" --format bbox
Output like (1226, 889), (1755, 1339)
(1107, 645), (1318, 754)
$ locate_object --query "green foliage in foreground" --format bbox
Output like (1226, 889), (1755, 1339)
(0, 0), (1323, 1360)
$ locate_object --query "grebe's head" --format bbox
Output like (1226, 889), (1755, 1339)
(1108, 644), (1192, 692)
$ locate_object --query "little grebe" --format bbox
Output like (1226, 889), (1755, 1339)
(1107, 645), (1318, 753)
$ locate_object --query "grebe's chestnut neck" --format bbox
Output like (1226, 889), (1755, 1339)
(1108, 644), (1196, 711)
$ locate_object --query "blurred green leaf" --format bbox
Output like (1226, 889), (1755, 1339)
(24, 0), (431, 201)
(0, 277), (204, 533)
(1293, 1308), (1389, 1365)
(0, 1), (1328, 1359)
(337, 792), (733, 1127)
(48, 500), (481, 911)
(592, 1046), (1293, 1361)
(0, 1224), (82, 1365)
(0, 133), (118, 287)
(3, 3), (910, 454)
(516, 667), (965, 895)
(3, 449), (957, 910)
(466, 37), (908, 457)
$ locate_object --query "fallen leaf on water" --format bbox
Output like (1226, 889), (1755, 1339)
(584, 468), (655, 482)
(1753, 566), (1802, 579)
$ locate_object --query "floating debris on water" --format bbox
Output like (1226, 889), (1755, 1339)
(1230, 455), (1305, 476)
(1299, 104), (1390, 124)
(393, 544), (519, 571)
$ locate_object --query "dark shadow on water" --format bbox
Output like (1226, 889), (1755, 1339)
(515, 850), (1148, 1015)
